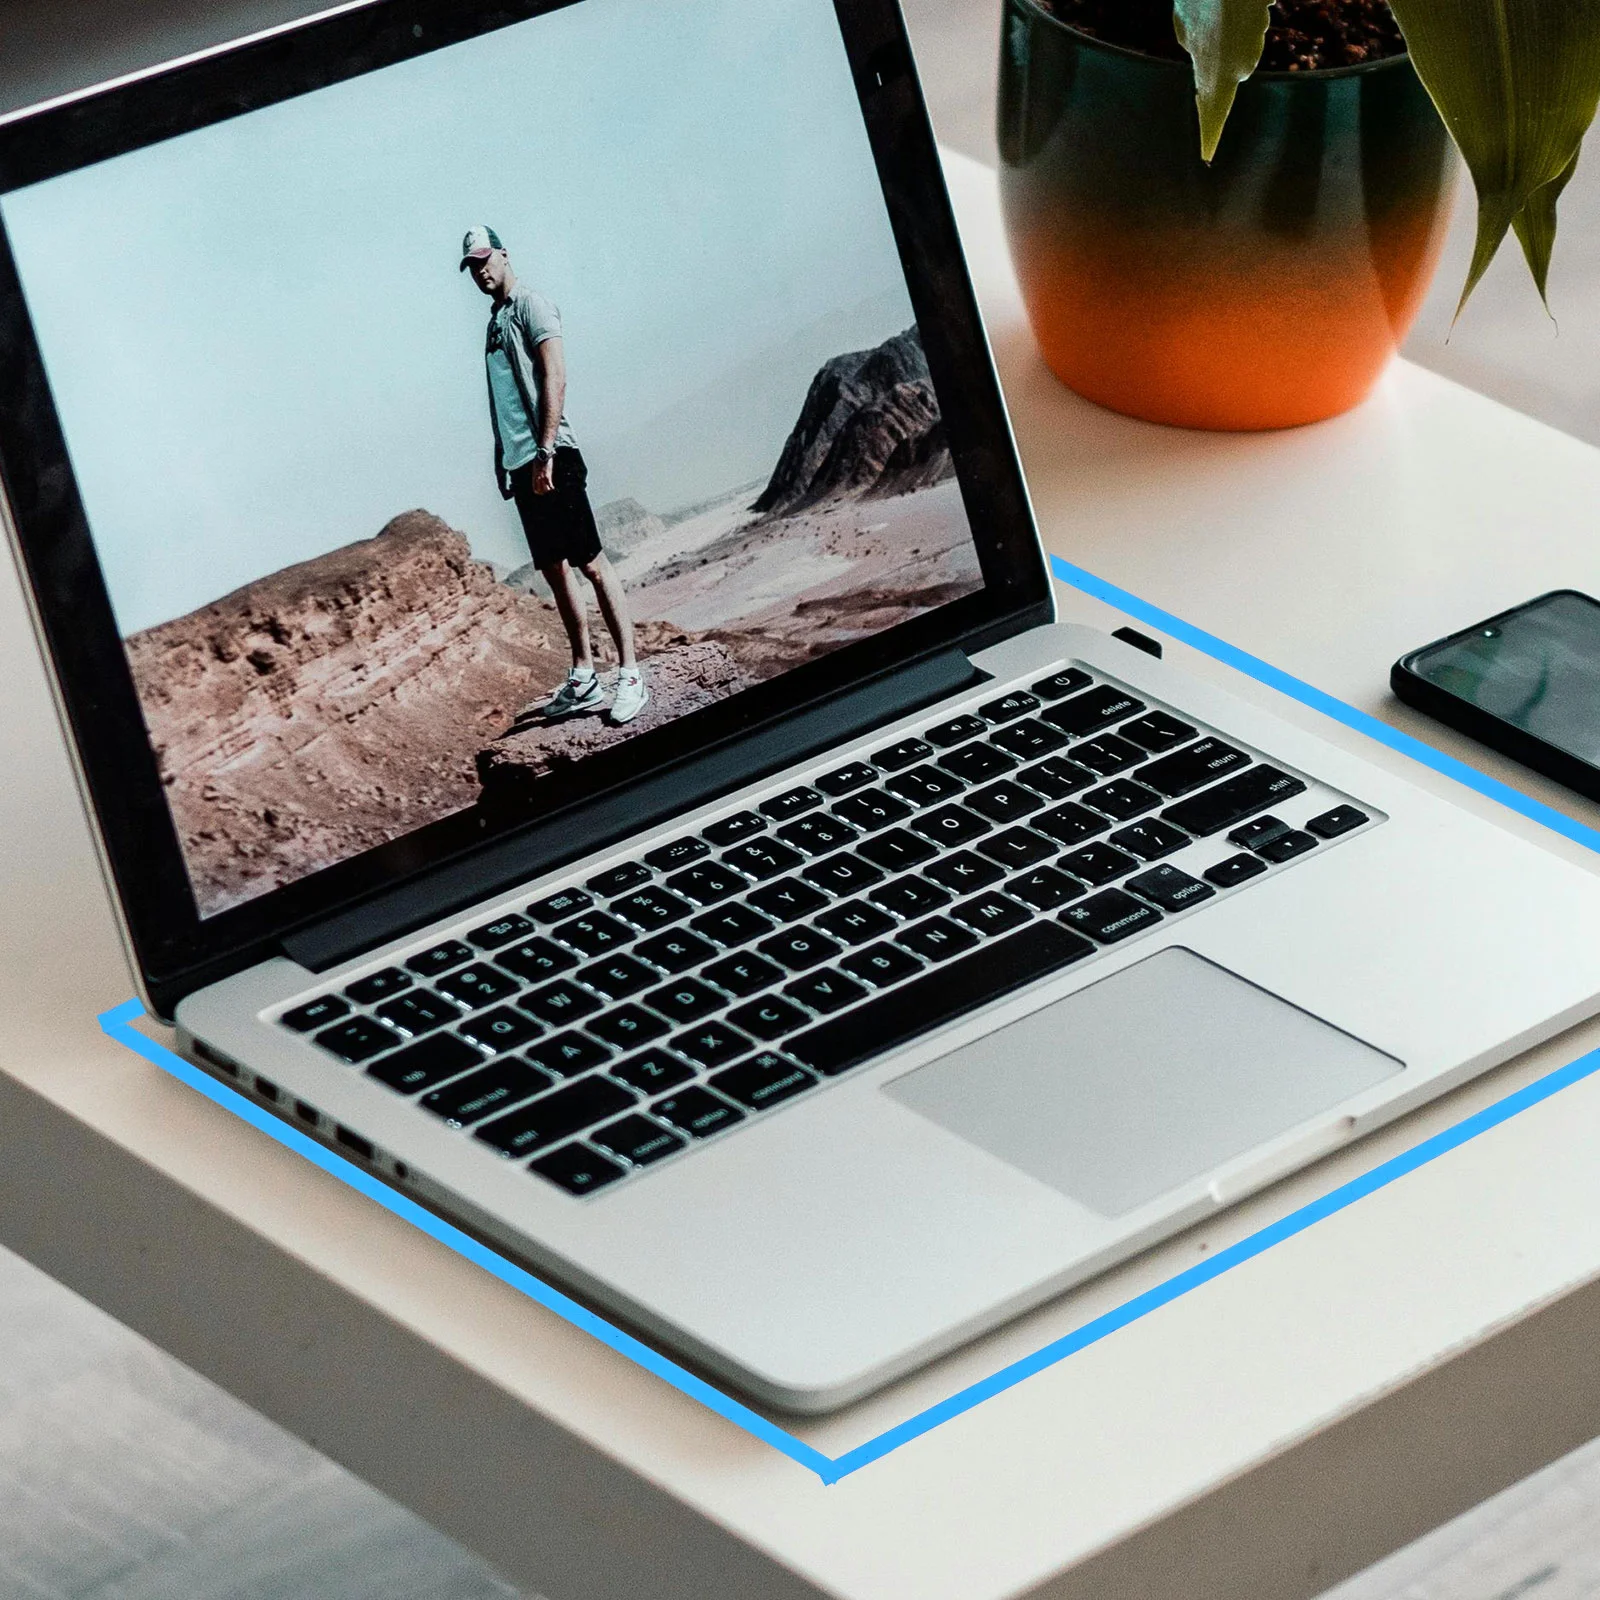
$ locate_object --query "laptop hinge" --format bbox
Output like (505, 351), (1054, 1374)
(280, 646), (988, 974)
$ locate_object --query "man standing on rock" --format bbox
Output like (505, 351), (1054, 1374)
(460, 225), (647, 725)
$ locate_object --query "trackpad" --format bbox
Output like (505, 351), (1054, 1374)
(883, 947), (1402, 1216)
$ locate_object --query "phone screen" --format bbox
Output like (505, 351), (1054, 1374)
(1410, 591), (1600, 767)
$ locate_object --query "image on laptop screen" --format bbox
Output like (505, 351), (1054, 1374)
(0, 0), (985, 919)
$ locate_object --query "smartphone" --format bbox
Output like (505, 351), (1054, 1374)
(1393, 590), (1600, 801)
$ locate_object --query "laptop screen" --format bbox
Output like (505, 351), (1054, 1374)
(0, 0), (985, 920)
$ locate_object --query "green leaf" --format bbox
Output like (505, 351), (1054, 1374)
(1172, 0), (1272, 162)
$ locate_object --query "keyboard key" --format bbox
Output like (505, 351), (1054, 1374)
(873, 737), (934, 771)
(924, 851), (1005, 894)
(1059, 842), (1140, 885)
(588, 1005), (671, 1050)
(405, 940), (474, 979)
(422, 1059), (553, 1126)
(839, 942), (923, 989)
(653, 1086), (745, 1138)
(345, 968), (411, 1005)
(896, 916), (980, 962)
(638, 928), (723, 969)
(759, 926), (844, 971)
(530, 1144), (627, 1195)
(727, 997), (812, 1040)
(867, 874), (952, 918)
(684, 907), (772, 950)
(1126, 864), (1217, 912)
(790, 921), (1094, 1077)
(1109, 818), (1190, 861)
(1119, 710), (1197, 753)
(815, 761), (877, 796)
(520, 980), (603, 1025)
(833, 788), (914, 832)
(586, 862), (653, 898)
(784, 968), (870, 1014)
(746, 877), (830, 923)
(477, 1075), (635, 1157)
(1204, 852), (1269, 888)
(368, 1031), (484, 1092)
(592, 1114), (686, 1167)
(700, 951), (782, 998)
(1031, 802), (1109, 846)
(578, 953), (659, 1000)
(711, 1052), (818, 1111)
(974, 827), (1057, 871)
(883, 766), (966, 808)
(802, 853), (885, 897)
(673, 1020), (755, 1068)
(776, 813), (860, 856)
(665, 863), (750, 905)
(523, 1031), (613, 1079)
(990, 718), (1068, 760)
(1255, 830), (1319, 863)
(937, 743), (1017, 784)
(759, 786), (823, 822)
(315, 1016), (404, 1063)
(1139, 738), (1253, 798)
(528, 887), (594, 924)
(436, 964), (520, 1009)
(467, 913), (535, 950)
(1041, 685), (1146, 738)
(1083, 779), (1162, 822)
(1017, 755), (1097, 799)
(458, 1006), (544, 1053)
(1006, 864), (1087, 911)
(908, 804), (992, 847)
(643, 837), (709, 871)
(856, 827), (939, 872)
(1229, 815), (1289, 850)
(1070, 735), (1146, 777)
(646, 978), (728, 1025)
(610, 1048), (695, 1094)
(552, 912), (634, 957)
(964, 781), (1045, 823)
(375, 989), (463, 1036)
(703, 811), (767, 847)
(611, 887), (694, 931)
(281, 995), (349, 1033)
(1162, 765), (1307, 836)
(814, 899), (897, 945)
(925, 714), (988, 747)
(497, 938), (579, 983)
(1062, 889), (1163, 944)
(951, 892), (1033, 938)
(1307, 805), (1370, 839)
(978, 690), (1040, 723)
(722, 838), (806, 881)
(1031, 667), (1092, 701)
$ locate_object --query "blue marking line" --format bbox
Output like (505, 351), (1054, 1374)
(93, 560), (1600, 1486)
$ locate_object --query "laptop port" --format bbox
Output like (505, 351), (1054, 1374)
(334, 1126), (374, 1161)
(254, 1077), (280, 1103)
(190, 1039), (239, 1076)
(293, 1100), (319, 1126)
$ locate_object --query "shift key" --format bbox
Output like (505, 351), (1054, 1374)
(475, 1076), (635, 1158)
(1161, 766), (1307, 837)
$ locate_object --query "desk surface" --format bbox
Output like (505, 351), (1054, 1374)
(7, 153), (1600, 1600)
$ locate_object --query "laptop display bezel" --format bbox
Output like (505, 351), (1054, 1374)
(0, 0), (1052, 1013)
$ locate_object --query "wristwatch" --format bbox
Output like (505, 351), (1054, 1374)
(534, 444), (557, 462)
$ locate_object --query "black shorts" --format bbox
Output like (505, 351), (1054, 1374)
(510, 447), (603, 571)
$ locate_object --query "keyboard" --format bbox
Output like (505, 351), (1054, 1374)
(271, 663), (1376, 1197)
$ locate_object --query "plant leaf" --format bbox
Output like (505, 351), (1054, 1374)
(1172, 0), (1272, 161)
(1388, 0), (1600, 313)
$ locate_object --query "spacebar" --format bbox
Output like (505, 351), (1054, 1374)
(787, 920), (1095, 1078)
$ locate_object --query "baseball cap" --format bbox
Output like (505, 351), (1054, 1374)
(459, 225), (504, 270)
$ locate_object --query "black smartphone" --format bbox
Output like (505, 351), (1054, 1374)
(1393, 590), (1600, 801)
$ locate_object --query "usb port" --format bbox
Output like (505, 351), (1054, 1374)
(334, 1126), (374, 1161)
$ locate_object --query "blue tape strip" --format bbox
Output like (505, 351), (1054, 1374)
(93, 560), (1600, 1486)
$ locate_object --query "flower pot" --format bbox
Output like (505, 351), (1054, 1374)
(997, 0), (1457, 430)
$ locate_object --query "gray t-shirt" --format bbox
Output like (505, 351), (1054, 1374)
(485, 283), (577, 473)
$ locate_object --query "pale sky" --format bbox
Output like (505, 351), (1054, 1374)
(1, 0), (917, 634)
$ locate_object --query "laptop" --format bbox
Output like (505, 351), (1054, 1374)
(5, 0), (1600, 1416)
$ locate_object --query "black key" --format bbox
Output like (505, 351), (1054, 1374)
(784, 968), (870, 1014)
(924, 851), (1005, 894)
(579, 953), (660, 1001)
(989, 718), (1068, 760)
(711, 1052), (818, 1111)
(1109, 818), (1190, 861)
(1162, 765), (1308, 836)
(925, 714), (988, 748)
(1126, 864), (1217, 912)
(1307, 805), (1371, 839)
(760, 786), (823, 822)
(523, 1031), (613, 1079)
(746, 877), (830, 923)
(867, 874), (952, 919)
(645, 977), (728, 1025)
(839, 942), (923, 989)
(467, 913), (536, 950)
(703, 811), (767, 847)
(422, 1059), (553, 1126)
(1041, 684), (1146, 738)
(1256, 830), (1319, 863)
(528, 887), (594, 924)
(375, 989), (463, 1037)
(884, 766), (966, 808)
(497, 938), (579, 983)
(315, 1016), (404, 1064)
(723, 838), (806, 881)
(653, 1086), (744, 1139)
(638, 928), (722, 970)
(687, 902), (776, 950)
(856, 827), (938, 872)
(665, 863), (750, 905)
(908, 804), (992, 847)
(458, 1006), (544, 1053)
(1060, 842), (1140, 885)
(281, 995), (349, 1033)
(477, 1075), (635, 1157)
(345, 968), (411, 1006)
(951, 892), (1033, 938)
(643, 837), (709, 872)
(436, 964), (519, 1009)
(368, 1032), (484, 1092)
(833, 789), (913, 832)
(610, 1048), (695, 1095)
(896, 916), (980, 962)
(1083, 779), (1162, 822)
(978, 690), (1040, 723)
(1017, 755), (1097, 799)
(937, 743), (1017, 784)
(702, 951), (784, 998)
(552, 912), (634, 958)
(611, 887), (694, 931)
(802, 853), (885, 897)
(1062, 889), (1163, 944)
(727, 997), (812, 1041)
(1031, 667), (1093, 701)
(592, 1114), (686, 1167)
(964, 781), (1045, 823)
(1031, 802), (1109, 846)
(1120, 710), (1198, 753)
(815, 761), (877, 797)
(673, 1020), (755, 1068)
(588, 1005), (671, 1050)
(520, 979), (603, 1026)
(1139, 737), (1252, 798)
(1070, 735), (1146, 777)
(530, 1144), (627, 1195)
(1204, 852), (1270, 888)
(814, 899), (897, 945)
(974, 827), (1058, 871)
(790, 921), (1094, 1076)
(586, 862), (653, 898)
(405, 940), (474, 979)
(758, 926), (844, 972)
(1007, 864), (1087, 911)
(1229, 815), (1290, 850)
(873, 737), (934, 772)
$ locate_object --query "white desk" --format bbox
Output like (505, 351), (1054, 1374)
(8, 152), (1600, 1600)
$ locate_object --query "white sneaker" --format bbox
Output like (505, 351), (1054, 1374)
(608, 666), (650, 726)
(541, 668), (605, 720)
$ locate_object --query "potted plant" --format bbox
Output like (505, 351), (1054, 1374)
(998, 0), (1600, 430)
